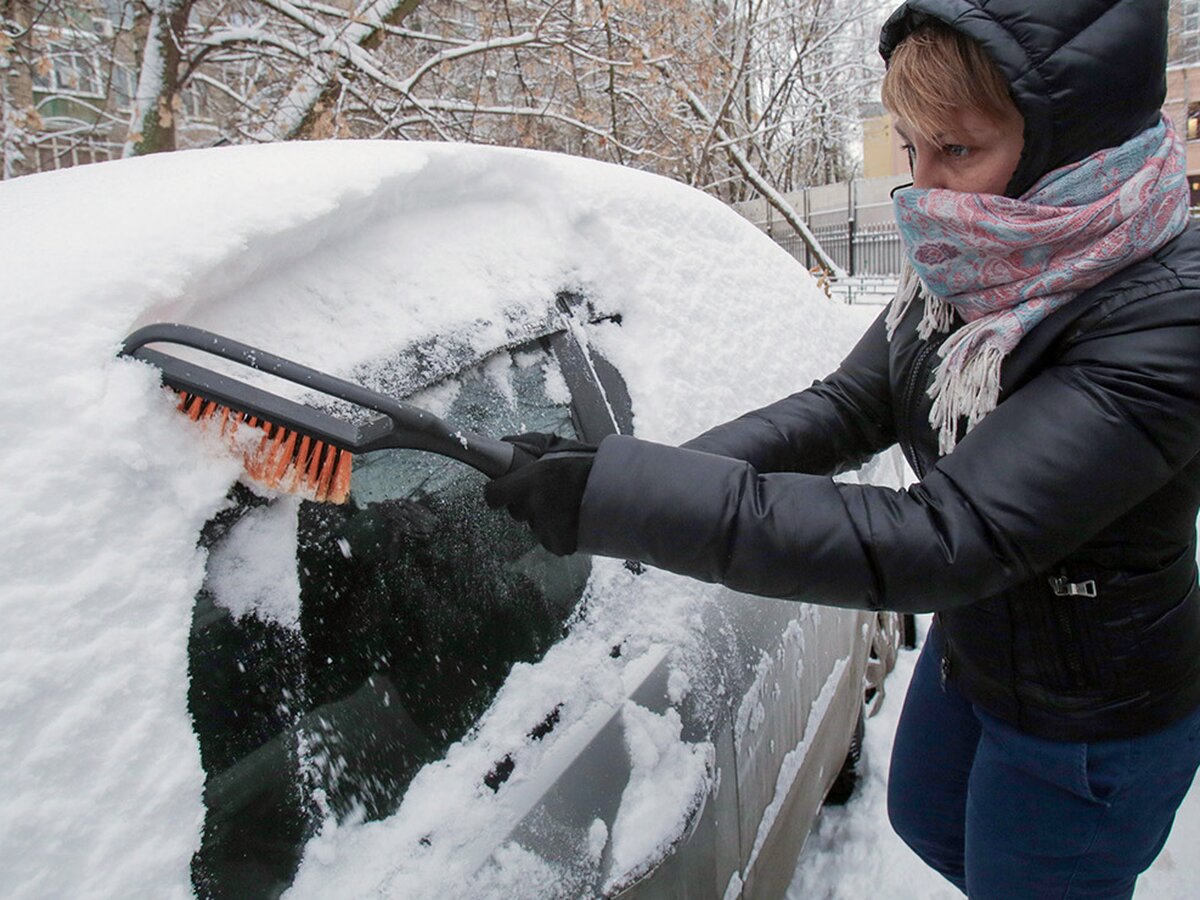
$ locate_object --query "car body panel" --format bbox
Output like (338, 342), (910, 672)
(0, 141), (902, 899)
(190, 295), (894, 898)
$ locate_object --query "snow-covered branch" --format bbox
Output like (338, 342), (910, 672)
(661, 60), (845, 278)
(13, 0), (890, 218)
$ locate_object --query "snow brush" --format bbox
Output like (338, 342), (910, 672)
(121, 323), (517, 504)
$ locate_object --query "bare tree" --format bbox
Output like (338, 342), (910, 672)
(1, 0), (37, 178)
(2, 0), (140, 174)
(124, 0), (195, 155)
(12, 0), (889, 256)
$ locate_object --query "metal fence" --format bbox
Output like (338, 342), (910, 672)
(810, 221), (905, 277)
(767, 220), (904, 277)
(736, 175), (909, 278)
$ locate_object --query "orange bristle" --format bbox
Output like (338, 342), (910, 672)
(304, 440), (326, 492)
(242, 425), (269, 481)
(170, 389), (353, 503)
(314, 443), (340, 502)
(258, 426), (288, 477)
(331, 449), (353, 504)
(268, 430), (298, 485)
(290, 434), (313, 491)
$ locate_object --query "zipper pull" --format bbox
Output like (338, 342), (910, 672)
(939, 653), (950, 690)
(1049, 575), (1097, 598)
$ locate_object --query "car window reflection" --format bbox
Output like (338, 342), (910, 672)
(188, 344), (591, 898)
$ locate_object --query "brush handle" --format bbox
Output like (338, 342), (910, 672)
(122, 323), (517, 478)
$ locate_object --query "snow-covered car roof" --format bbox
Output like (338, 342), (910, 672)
(0, 141), (868, 897)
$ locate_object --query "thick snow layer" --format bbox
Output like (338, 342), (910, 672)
(0, 141), (859, 898)
(603, 702), (714, 894)
(207, 496), (303, 626)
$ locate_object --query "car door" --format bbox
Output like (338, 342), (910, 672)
(188, 301), (627, 898)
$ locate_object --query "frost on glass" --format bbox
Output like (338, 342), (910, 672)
(188, 343), (590, 898)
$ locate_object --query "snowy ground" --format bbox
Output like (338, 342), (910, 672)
(827, 275), (899, 307)
(786, 617), (1200, 899)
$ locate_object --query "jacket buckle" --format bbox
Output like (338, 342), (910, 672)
(1049, 576), (1097, 598)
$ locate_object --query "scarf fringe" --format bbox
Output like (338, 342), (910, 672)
(929, 325), (1005, 455)
(884, 263), (921, 339)
(886, 268), (999, 453)
(886, 262), (956, 342)
(886, 115), (1188, 456)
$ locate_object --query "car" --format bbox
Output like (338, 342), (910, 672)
(0, 140), (910, 899)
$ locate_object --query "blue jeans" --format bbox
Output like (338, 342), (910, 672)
(887, 623), (1200, 899)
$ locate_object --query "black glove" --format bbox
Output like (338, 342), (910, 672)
(484, 433), (597, 556)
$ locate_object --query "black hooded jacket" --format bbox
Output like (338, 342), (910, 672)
(575, 0), (1200, 742)
(878, 0), (1169, 198)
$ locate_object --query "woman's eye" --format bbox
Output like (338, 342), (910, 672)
(943, 144), (969, 158)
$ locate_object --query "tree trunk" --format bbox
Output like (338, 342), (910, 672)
(1, 0), (36, 178)
(284, 0), (423, 141)
(124, 0), (192, 157)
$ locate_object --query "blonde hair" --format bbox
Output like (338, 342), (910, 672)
(882, 21), (1020, 141)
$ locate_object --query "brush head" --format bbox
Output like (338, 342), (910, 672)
(123, 323), (517, 498)
(177, 390), (354, 504)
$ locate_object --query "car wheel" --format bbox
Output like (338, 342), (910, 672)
(865, 611), (904, 715)
(823, 706), (865, 807)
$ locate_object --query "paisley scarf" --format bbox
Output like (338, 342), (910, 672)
(885, 114), (1190, 454)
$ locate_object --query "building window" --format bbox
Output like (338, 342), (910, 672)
(1189, 103), (1200, 142)
(1182, 0), (1200, 63)
(31, 28), (105, 99)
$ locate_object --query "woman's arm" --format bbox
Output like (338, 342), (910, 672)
(578, 291), (1200, 613)
(681, 306), (897, 475)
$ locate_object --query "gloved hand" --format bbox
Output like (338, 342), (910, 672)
(484, 432), (597, 556)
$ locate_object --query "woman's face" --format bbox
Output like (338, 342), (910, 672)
(894, 106), (1025, 195)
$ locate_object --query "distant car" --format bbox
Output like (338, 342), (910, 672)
(1, 141), (909, 899)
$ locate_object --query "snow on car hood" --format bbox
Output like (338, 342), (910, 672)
(0, 141), (868, 897)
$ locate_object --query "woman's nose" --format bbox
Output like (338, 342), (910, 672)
(911, 157), (946, 191)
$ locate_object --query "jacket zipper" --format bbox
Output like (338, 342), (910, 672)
(900, 340), (938, 478)
(1049, 570), (1096, 689)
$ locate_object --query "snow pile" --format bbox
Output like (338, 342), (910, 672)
(206, 496), (303, 626)
(604, 702), (714, 894)
(0, 140), (862, 898)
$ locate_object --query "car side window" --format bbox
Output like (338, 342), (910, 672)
(188, 341), (592, 897)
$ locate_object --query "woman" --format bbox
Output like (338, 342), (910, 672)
(485, 1), (1200, 896)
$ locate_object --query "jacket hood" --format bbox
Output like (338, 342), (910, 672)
(879, 0), (1168, 197)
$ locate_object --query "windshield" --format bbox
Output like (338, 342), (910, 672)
(188, 343), (590, 898)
